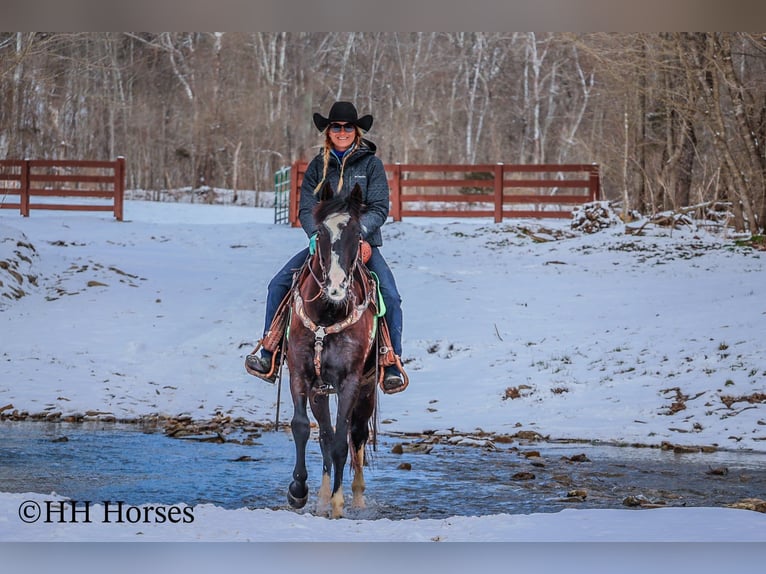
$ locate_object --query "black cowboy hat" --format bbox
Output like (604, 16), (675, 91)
(313, 101), (374, 132)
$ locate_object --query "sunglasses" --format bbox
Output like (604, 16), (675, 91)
(329, 123), (356, 133)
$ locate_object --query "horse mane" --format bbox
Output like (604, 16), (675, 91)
(313, 183), (364, 225)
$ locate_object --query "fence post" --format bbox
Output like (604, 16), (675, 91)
(20, 160), (30, 217)
(390, 163), (402, 221)
(589, 164), (600, 202)
(289, 161), (300, 227)
(494, 163), (503, 223)
(114, 156), (125, 221)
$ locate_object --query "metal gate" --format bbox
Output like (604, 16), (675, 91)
(273, 165), (291, 225)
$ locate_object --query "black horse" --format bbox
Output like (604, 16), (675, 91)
(286, 182), (379, 518)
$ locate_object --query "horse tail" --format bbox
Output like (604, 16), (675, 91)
(370, 385), (378, 451)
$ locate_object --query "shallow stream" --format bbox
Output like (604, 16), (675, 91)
(1, 421), (764, 519)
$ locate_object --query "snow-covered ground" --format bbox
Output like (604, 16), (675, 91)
(1, 200), (765, 553)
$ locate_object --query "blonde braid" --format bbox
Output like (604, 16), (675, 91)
(313, 140), (332, 195)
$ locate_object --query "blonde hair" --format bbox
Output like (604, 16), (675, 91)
(313, 126), (362, 194)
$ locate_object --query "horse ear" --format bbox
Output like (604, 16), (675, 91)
(318, 181), (335, 202)
(349, 183), (363, 215)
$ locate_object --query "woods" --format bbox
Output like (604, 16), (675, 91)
(1, 32), (764, 232)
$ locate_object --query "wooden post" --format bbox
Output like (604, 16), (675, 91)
(390, 163), (402, 221)
(494, 163), (503, 223)
(289, 161), (303, 227)
(114, 156), (125, 221)
(20, 160), (30, 217)
(589, 164), (600, 201)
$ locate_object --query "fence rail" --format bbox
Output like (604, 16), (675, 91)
(286, 161), (599, 226)
(0, 158), (125, 220)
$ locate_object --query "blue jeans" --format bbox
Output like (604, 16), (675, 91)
(262, 246), (403, 357)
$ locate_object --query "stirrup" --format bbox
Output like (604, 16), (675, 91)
(379, 357), (409, 395)
(382, 373), (405, 394)
(244, 347), (279, 384)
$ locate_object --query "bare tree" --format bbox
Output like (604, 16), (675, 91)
(2, 32), (765, 231)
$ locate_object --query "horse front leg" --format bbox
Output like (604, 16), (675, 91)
(329, 426), (349, 519)
(349, 382), (375, 510)
(329, 379), (360, 519)
(287, 384), (310, 509)
(308, 392), (334, 515)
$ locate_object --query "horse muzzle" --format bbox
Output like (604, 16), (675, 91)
(324, 280), (349, 303)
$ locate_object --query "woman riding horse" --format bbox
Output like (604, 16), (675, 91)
(246, 101), (407, 393)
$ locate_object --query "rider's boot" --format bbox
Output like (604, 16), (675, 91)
(245, 349), (279, 384)
(382, 363), (407, 394)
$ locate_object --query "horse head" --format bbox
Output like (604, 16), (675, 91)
(312, 182), (364, 304)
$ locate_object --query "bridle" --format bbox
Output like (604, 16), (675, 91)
(293, 226), (375, 387)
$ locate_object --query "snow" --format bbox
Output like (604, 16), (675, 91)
(1, 200), (765, 554)
(1, 491), (764, 542)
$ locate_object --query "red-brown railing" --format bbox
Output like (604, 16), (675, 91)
(0, 158), (125, 221)
(288, 161), (599, 226)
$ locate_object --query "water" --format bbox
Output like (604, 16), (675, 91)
(1, 420), (765, 519)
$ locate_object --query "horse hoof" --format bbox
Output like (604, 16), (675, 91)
(287, 481), (308, 509)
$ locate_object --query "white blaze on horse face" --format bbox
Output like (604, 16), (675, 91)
(324, 212), (350, 243)
(323, 212), (351, 302)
